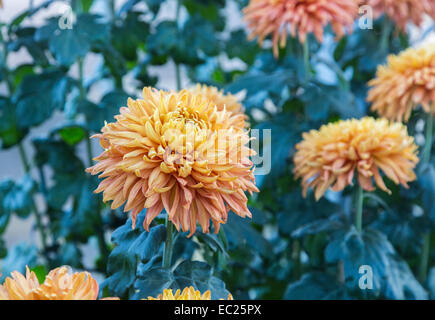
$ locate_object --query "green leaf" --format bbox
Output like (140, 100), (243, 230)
(325, 227), (428, 299)
(223, 212), (273, 258)
(35, 14), (110, 66)
(111, 11), (149, 62)
(13, 70), (71, 128)
(1, 175), (35, 219)
(284, 272), (348, 300)
(428, 267), (435, 299)
(8, 27), (49, 66)
(104, 212), (166, 298)
(0, 96), (27, 149)
(78, 90), (129, 132)
(29, 265), (48, 284)
(133, 260), (231, 300)
(55, 124), (87, 145)
(418, 163), (435, 223)
(0, 243), (38, 282)
(226, 29), (260, 65)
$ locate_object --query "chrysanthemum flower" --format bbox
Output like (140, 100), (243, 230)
(86, 87), (258, 237)
(293, 117), (419, 200)
(358, 0), (435, 32)
(0, 267), (39, 300)
(188, 84), (244, 115)
(243, 0), (358, 56)
(147, 286), (233, 300)
(0, 266), (115, 300)
(368, 44), (435, 122)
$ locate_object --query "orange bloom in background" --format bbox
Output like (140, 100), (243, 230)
(86, 87), (258, 237)
(188, 84), (244, 115)
(243, 0), (358, 56)
(368, 44), (435, 122)
(358, 0), (435, 32)
(0, 266), (115, 300)
(293, 117), (419, 200)
(147, 286), (234, 300)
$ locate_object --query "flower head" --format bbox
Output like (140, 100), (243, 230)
(0, 267), (39, 300)
(243, 0), (358, 56)
(0, 266), (114, 300)
(293, 117), (419, 200)
(188, 84), (244, 115)
(86, 87), (258, 237)
(368, 44), (435, 122)
(147, 286), (233, 300)
(358, 0), (435, 32)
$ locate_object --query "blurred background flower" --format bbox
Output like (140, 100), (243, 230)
(368, 43), (435, 122)
(0, 266), (115, 300)
(293, 117), (419, 200)
(243, 0), (358, 56)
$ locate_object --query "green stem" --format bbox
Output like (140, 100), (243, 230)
(419, 234), (431, 283)
(303, 39), (310, 81)
(355, 185), (364, 233)
(78, 58), (86, 98)
(175, 64), (182, 91)
(292, 240), (302, 279)
(380, 17), (392, 53)
(422, 114), (433, 164)
(174, 0), (182, 91)
(18, 142), (49, 253)
(86, 135), (93, 167)
(162, 218), (174, 269)
(77, 54), (109, 265)
(109, 0), (115, 19)
(18, 143), (30, 172)
(418, 114), (433, 283)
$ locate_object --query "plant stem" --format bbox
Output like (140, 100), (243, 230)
(18, 142), (49, 253)
(18, 142), (30, 172)
(174, 0), (182, 91)
(175, 64), (182, 91)
(303, 39), (310, 81)
(380, 17), (392, 53)
(85, 135), (93, 167)
(162, 218), (174, 269)
(418, 114), (434, 283)
(355, 185), (364, 233)
(422, 114), (433, 164)
(419, 234), (431, 282)
(77, 55), (109, 265)
(292, 240), (302, 279)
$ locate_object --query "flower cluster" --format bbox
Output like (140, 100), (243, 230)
(293, 117), (419, 200)
(87, 86), (258, 237)
(0, 266), (113, 300)
(368, 44), (435, 122)
(243, 0), (358, 56)
(147, 286), (233, 300)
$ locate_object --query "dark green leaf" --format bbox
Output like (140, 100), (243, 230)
(13, 70), (70, 128)
(133, 260), (230, 300)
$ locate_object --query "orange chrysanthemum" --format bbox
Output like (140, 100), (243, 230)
(243, 0), (358, 56)
(86, 87), (259, 237)
(188, 84), (244, 116)
(147, 286), (233, 300)
(293, 117), (419, 200)
(358, 0), (435, 32)
(368, 44), (435, 122)
(0, 266), (115, 300)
